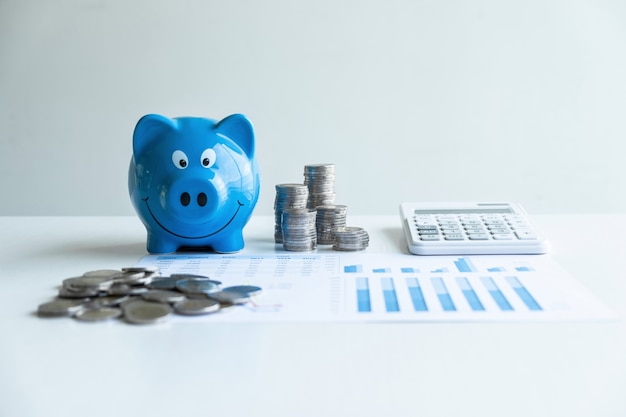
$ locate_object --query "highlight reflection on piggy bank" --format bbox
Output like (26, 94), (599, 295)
(128, 113), (260, 254)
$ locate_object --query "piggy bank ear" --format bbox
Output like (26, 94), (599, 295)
(133, 114), (177, 156)
(215, 114), (255, 158)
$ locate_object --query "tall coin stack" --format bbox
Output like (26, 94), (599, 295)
(274, 183), (309, 243)
(304, 164), (336, 209)
(281, 208), (317, 251)
(315, 204), (348, 245)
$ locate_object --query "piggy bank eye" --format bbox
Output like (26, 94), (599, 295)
(200, 148), (217, 168)
(172, 150), (188, 169)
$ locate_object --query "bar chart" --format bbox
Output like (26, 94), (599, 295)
(343, 255), (551, 317)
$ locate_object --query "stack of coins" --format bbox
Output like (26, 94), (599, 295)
(275, 163), (370, 252)
(274, 183), (309, 243)
(304, 164), (335, 209)
(37, 267), (262, 324)
(315, 204), (348, 245)
(281, 208), (317, 251)
(332, 227), (370, 251)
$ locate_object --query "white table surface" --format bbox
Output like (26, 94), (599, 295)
(1, 214), (625, 417)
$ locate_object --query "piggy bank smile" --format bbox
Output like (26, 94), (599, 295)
(128, 113), (260, 254)
(141, 195), (244, 240)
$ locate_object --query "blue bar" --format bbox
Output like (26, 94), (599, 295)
(431, 277), (456, 311)
(401, 267), (418, 273)
(345, 265), (363, 273)
(405, 278), (428, 311)
(356, 277), (371, 312)
(480, 277), (513, 311)
(373, 267), (391, 273)
(431, 268), (449, 273)
(381, 278), (400, 312)
(505, 276), (542, 311)
(515, 266), (533, 272)
(454, 257), (478, 273)
(455, 277), (485, 311)
(488, 267), (505, 272)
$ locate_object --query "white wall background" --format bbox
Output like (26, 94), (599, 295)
(1, 0), (625, 216)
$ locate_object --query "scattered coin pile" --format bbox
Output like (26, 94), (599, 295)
(274, 163), (369, 252)
(36, 267), (262, 324)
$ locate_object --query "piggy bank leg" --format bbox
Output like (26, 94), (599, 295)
(212, 232), (245, 254)
(146, 233), (179, 254)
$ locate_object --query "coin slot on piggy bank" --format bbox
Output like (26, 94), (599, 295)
(128, 113), (261, 254)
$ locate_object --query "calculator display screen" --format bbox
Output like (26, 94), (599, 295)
(413, 208), (515, 215)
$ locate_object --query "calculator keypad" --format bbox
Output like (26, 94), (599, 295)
(412, 213), (537, 242)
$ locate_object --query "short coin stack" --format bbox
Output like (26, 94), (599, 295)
(37, 267), (262, 324)
(315, 204), (348, 245)
(273, 183), (309, 243)
(281, 208), (317, 251)
(333, 227), (370, 251)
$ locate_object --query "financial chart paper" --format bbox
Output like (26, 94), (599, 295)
(135, 253), (615, 323)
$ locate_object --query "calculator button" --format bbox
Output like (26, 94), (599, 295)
(488, 228), (511, 234)
(419, 235), (441, 241)
(436, 215), (458, 220)
(464, 226), (487, 233)
(492, 234), (514, 240)
(485, 221), (508, 227)
(514, 230), (537, 240)
(418, 229), (440, 236)
(462, 220), (483, 226)
(459, 215), (480, 222)
(416, 224), (438, 230)
(481, 215), (502, 221)
(508, 220), (529, 228)
(444, 234), (465, 240)
(468, 233), (490, 240)
(438, 220), (460, 226)
(442, 228), (464, 234)
(415, 215), (434, 221)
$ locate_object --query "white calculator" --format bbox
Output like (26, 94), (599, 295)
(399, 202), (550, 255)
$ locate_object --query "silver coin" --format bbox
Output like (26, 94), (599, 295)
(121, 266), (159, 273)
(57, 286), (100, 299)
(146, 277), (180, 290)
(119, 295), (143, 308)
(74, 307), (122, 322)
(209, 285), (262, 304)
(82, 269), (121, 278)
(142, 289), (187, 304)
(37, 299), (85, 317)
(107, 283), (133, 295)
(62, 275), (114, 291)
(113, 270), (156, 285)
(122, 300), (172, 324)
(217, 301), (237, 312)
(85, 295), (129, 308)
(176, 278), (221, 294)
(174, 298), (220, 315)
(170, 273), (212, 280)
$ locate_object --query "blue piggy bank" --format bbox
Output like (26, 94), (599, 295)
(128, 113), (260, 254)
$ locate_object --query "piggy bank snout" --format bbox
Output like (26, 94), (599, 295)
(165, 178), (222, 222)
